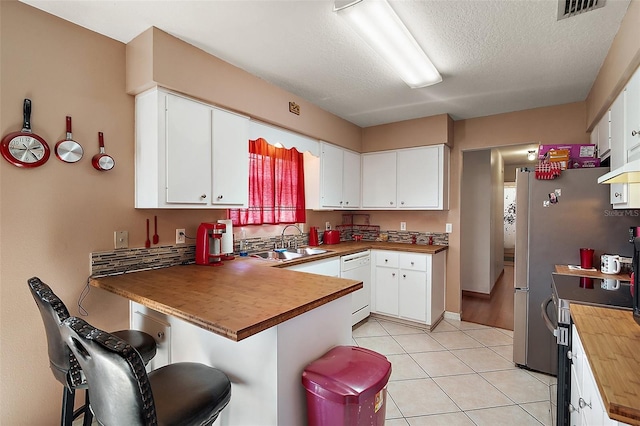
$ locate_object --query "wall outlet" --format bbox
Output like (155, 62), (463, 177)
(176, 229), (186, 244)
(400, 221), (406, 231)
(445, 223), (453, 233)
(325, 221), (331, 230)
(114, 231), (128, 249)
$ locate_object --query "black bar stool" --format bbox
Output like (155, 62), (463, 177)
(28, 277), (158, 426)
(61, 316), (231, 426)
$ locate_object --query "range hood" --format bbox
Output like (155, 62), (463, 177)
(597, 159), (640, 184)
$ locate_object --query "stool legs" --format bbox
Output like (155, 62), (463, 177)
(60, 387), (92, 426)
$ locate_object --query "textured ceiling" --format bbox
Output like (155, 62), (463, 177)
(21, 0), (631, 129)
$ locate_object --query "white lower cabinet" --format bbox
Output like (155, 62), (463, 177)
(131, 303), (171, 371)
(571, 326), (627, 426)
(284, 257), (340, 277)
(371, 250), (446, 328)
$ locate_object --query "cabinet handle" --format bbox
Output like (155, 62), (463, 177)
(200, 194), (207, 199)
(411, 261), (414, 266)
(392, 273), (396, 277)
(632, 130), (639, 137)
(402, 274), (406, 278)
(401, 201), (405, 205)
(339, 201), (343, 205)
(615, 192), (622, 198)
(157, 331), (165, 339)
(568, 404), (579, 413)
(578, 398), (592, 410)
(567, 350), (576, 361)
(217, 195), (223, 200)
(345, 201), (349, 205)
(385, 259), (388, 263)
(389, 201), (394, 205)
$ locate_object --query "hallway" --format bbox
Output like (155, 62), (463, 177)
(461, 262), (514, 331)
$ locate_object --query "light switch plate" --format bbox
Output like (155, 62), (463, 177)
(400, 222), (406, 231)
(445, 223), (453, 233)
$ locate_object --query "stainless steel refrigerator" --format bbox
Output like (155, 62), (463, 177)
(513, 167), (637, 375)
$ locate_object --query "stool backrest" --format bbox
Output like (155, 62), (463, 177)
(27, 277), (84, 388)
(61, 316), (158, 426)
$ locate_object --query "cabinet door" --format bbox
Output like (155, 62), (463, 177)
(342, 149), (361, 208)
(626, 68), (640, 162)
(165, 94), (211, 204)
(211, 108), (249, 207)
(398, 269), (427, 322)
(597, 111), (610, 160)
(609, 92), (628, 206)
(320, 142), (344, 208)
(362, 151), (396, 208)
(375, 267), (399, 316)
(397, 146), (440, 208)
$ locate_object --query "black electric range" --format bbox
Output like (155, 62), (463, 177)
(551, 273), (633, 426)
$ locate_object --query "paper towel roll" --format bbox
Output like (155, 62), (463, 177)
(217, 219), (234, 254)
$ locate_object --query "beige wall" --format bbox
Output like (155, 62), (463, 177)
(362, 113), (453, 152)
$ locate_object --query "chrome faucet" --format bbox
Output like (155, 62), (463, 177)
(280, 224), (303, 249)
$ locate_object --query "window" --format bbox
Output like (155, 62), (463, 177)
(229, 138), (306, 225)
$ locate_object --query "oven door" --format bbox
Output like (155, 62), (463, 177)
(542, 294), (571, 426)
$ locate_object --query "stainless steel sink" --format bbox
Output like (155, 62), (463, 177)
(251, 247), (330, 262)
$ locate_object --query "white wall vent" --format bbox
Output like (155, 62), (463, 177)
(557, 0), (605, 20)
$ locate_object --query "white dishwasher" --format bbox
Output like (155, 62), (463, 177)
(341, 251), (371, 326)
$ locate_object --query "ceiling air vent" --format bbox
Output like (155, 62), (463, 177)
(557, 0), (605, 20)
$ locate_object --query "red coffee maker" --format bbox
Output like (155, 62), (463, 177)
(196, 222), (226, 266)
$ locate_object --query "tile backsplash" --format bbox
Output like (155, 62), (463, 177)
(91, 230), (448, 277)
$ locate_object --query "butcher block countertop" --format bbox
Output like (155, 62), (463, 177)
(570, 304), (640, 425)
(91, 261), (361, 342)
(555, 264), (631, 281)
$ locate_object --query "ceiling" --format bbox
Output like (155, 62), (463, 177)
(21, 0), (631, 130)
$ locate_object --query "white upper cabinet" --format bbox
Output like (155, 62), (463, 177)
(594, 110), (611, 160)
(135, 87), (249, 209)
(320, 142), (361, 209)
(362, 145), (449, 210)
(625, 68), (640, 162)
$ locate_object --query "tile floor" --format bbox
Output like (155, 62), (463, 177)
(352, 316), (557, 426)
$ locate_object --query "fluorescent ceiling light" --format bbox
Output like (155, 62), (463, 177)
(527, 150), (537, 161)
(334, 0), (442, 88)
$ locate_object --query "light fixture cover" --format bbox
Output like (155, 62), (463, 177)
(334, 0), (442, 88)
(527, 150), (537, 161)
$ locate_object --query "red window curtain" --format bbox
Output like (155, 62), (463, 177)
(229, 138), (306, 225)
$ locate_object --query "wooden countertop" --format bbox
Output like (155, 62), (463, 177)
(570, 304), (640, 425)
(91, 261), (361, 342)
(555, 265), (631, 281)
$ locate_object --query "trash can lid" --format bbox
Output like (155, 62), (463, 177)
(302, 346), (392, 405)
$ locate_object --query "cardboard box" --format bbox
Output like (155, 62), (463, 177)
(569, 158), (601, 169)
(538, 144), (596, 160)
(546, 149), (570, 170)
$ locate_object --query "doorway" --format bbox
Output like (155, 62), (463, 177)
(460, 144), (537, 331)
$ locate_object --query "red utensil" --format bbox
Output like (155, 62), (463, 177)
(153, 216), (159, 244)
(145, 219), (151, 248)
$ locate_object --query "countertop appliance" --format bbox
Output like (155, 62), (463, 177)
(323, 230), (340, 245)
(513, 168), (638, 376)
(341, 251), (371, 326)
(548, 273), (632, 426)
(195, 222), (226, 266)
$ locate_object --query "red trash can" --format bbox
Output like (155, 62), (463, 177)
(302, 346), (392, 426)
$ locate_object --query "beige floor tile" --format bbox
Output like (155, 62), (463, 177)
(393, 333), (445, 353)
(388, 379), (459, 417)
(464, 405), (542, 426)
(388, 354), (429, 381)
(456, 321), (491, 331)
(353, 319), (389, 337)
(481, 369), (550, 403)
(354, 335), (405, 355)
(497, 328), (514, 338)
(430, 331), (484, 350)
(520, 401), (553, 426)
(430, 321), (459, 332)
(406, 412), (475, 426)
(489, 344), (513, 362)
(411, 351), (474, 377)
(433, 374), (513, 411)
(385, 418), (410, 426)
(451, 347), (515, 372)
(463, 328), (513, 347)
(386, 391), (403, 419)
(380, 320), (429, 335)
(526, 369), (557, 386)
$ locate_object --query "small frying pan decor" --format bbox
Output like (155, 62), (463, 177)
(92, 132), (115, 171)
(1, 99), (50, 168)
(55, 116), (83, 163)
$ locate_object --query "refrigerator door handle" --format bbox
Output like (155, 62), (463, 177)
(541, 295), (558, 337)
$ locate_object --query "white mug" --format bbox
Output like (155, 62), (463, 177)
(601, 278), (620, 290)
(601, 254), (621, 274)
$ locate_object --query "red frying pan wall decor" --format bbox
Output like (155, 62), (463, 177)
(55, 116), (83, 163)
(91, 132), (115, 171)
(1, 99), (50, 168)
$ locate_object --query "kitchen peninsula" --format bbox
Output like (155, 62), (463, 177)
(90, 260), (362, 425)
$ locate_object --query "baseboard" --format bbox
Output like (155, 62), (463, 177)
(444, 311), (461, 321)
(462, 289), (491, 299)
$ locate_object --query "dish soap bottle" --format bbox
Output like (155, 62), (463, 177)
(239, 229), (248, 256)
